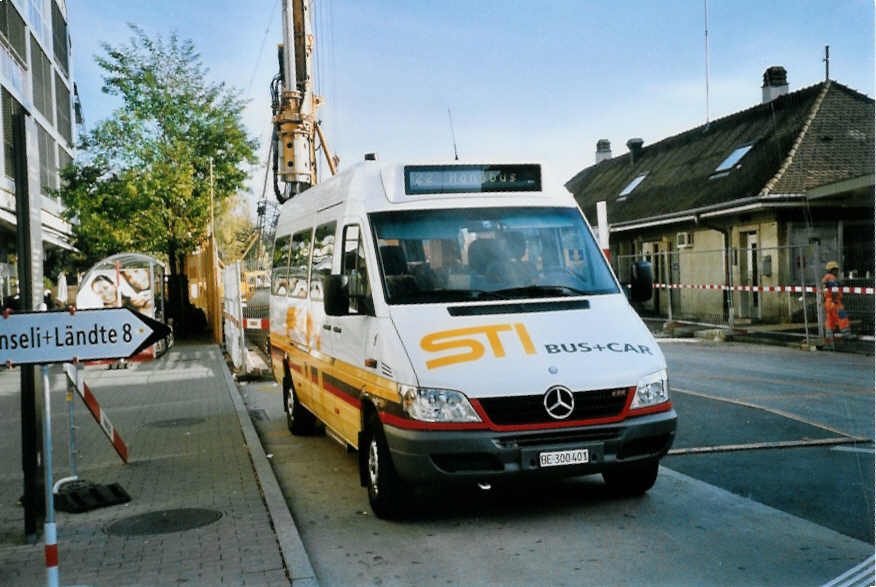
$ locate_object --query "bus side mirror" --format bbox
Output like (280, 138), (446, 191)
(324, 275), (349, 316)
(629, 261), (653, 303)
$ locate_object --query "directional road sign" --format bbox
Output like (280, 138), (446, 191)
(0, 308), (171, 365)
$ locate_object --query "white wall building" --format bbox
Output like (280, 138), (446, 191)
(0, 0), (76, 301)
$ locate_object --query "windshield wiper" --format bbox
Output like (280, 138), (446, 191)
(490, 285), (596, 298)
(389, 289), (510, 304)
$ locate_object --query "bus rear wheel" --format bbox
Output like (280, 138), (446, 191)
(283, 377), (316, 435)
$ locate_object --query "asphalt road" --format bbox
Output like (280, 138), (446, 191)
(660, 339), (873, 542)
(241, 339), (874, 585)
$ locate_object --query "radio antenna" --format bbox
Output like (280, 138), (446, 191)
(447, 108), (459, 160)
(704, 0), (711, 124)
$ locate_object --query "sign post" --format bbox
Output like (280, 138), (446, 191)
(13, 107), (44, 543)
(1, 307), (170, 586)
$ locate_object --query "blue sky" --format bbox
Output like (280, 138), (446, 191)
(69, 1), (874, 214)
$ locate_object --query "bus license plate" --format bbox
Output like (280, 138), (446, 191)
(539, 448), (589, 468)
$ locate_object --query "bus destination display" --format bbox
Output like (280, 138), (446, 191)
(404, 164), (541, 195)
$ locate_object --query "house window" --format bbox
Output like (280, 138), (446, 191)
(51, 1), (68, 76)
(2, 88), (23, 182)
(37, 122), (56, 194)
(31, 35), (53, 124)
(714, 144), (754, 173)
(618, 173), (647, 198)
(0, 2), (27, 64)
(57, 145), (72, 187)
(55, 72), (72, 145)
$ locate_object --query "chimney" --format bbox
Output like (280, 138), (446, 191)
(595, 139), (612, 163)
(626, 138), (644, 163)
(762, 66), (789, 103)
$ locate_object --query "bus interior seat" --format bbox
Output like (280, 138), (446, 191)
(380, 245), (419, 300)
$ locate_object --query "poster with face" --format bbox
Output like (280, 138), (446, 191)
(76, 268), (155, 317)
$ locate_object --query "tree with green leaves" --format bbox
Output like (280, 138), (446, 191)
(215, 194), (258, 263)
(61, 25), (257, 277)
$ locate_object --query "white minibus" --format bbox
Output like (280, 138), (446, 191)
(269, 161), (676, 518)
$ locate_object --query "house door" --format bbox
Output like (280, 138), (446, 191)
(642, 242), (663, 315)
(739, 231), (760, 320)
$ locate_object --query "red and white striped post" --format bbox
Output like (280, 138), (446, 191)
(40, 364), (59, 587)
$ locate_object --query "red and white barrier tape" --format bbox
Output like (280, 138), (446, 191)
(653, 283), (875, 295)
(62, 364), (128, 463)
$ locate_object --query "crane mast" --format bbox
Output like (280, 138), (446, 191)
(273, 0), (335, 202)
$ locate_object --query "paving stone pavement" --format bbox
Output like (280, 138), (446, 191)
(0, 341), (315, 586)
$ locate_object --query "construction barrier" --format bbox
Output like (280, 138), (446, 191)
(185, 236), (223, 343)
(62, 363), (128, 463)
(245, 318), (269, 329)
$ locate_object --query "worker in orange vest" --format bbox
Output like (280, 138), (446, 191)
(822, 261), (851, 340)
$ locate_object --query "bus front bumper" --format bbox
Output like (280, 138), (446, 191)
(383, 409), (677, 484)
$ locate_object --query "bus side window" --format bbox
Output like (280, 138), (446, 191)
(289, 228), (313, 298)
(271, 235), (291, 295)
(311, 221), (337, 300)
(342, 224), (374, 315)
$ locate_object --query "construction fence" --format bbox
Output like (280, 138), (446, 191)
(613, 243), (874, 341)
(184, 236), (223, 343)
(222, 262), (247, 372)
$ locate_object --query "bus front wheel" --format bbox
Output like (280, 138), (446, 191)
(363, 414), (408, 519)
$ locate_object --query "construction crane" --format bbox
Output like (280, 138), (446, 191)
(271, 0), (336, 203)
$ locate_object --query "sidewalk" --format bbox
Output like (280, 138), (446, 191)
(0, 341), (316, 586)
(646, 317), (874, 355)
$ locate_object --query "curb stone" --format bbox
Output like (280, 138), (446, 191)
(221, 354), (319, 586)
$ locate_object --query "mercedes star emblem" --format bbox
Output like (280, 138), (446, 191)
(543, 385), (575, 420)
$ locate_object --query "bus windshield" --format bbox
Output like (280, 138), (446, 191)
(369, 206), (619, 304)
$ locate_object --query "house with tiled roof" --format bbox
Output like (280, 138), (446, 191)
(566, 67), (874, 328)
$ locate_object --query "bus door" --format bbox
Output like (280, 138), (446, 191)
(322, 223), (377, 444)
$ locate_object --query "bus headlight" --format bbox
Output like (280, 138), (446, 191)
(399, 386), (482, 423)
(630, 370), (669, 409)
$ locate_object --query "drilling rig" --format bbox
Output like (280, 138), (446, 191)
(271, 0), (336, 203)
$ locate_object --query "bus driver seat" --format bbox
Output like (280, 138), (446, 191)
(379, 245), (418, 301)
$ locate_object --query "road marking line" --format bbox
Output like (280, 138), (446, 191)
(669, 437), (861, 456)
(745, 390), (873, 401)
(822, 554), (875, 587)
(672, 386), (869, 441)
(837, 567), (876, 587)
(830, 445), (875, 455)
(680, 372), (869, 394)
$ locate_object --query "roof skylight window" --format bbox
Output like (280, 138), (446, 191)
(714, 144), (754, 172)
(618, 173), (647, 198)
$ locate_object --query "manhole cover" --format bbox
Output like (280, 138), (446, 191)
(147, 417), (205, 428)
(107, 508), (222, 536)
